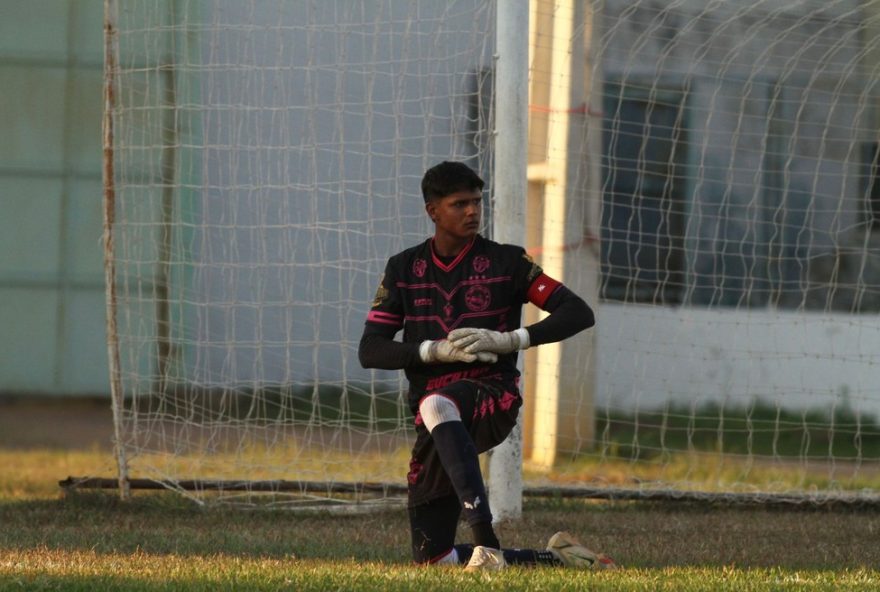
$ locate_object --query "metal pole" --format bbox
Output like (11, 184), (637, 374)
(489, 0), (529, 522)
(102, 0), (129, 500)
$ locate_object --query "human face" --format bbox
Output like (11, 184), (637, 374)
(426, 188), (482, 251)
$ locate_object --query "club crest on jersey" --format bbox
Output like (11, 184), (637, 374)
(464, 284), (491, 312)
(472, 255), (490, 273)
(412, 258), (427, 278)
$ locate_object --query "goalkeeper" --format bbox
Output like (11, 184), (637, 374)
(359, 161), (613, 571)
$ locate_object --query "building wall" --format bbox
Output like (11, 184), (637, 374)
(0, 0), (492, 399)
(3, 0), (877, 412)
(0, 1), (108, 395)
(593, 0), (880, 414)
(598, 0), (874, 309)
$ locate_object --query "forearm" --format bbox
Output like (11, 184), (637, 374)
(447, 288), (594, 355)
(358, 331), (422, 370)
(525, 288), (595, 346)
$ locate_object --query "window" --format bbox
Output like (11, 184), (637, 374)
(862, 142), (880, 231)
(600, 82), (688, 304)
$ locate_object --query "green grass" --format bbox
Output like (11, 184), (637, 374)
(599, 401), (880, 460)
(131, 387), (880, 460)
(5, 552), (879, 592)
(2, 401), (880, 590)
(113, 391), (880, 496)
(133, 383), (406, 430)
(2, 447), (880, 590)
(133, 389), (880, 461)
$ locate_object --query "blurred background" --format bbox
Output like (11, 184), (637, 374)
(3, 0), (880, 503)
(0, 1), (107, 398)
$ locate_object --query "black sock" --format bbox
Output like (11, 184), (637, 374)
(502, 549), (562, 566)
(470, 520), (500, 550)
(454, 544), (561, 566)
(430, 421), (493, 527)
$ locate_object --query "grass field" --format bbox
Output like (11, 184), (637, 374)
(2, 399), (880, 591)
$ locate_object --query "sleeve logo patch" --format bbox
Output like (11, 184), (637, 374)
(523, 253), (543, 282)
(372, 274), (389, 308)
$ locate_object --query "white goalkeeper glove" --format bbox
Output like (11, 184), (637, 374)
(419, 339), (498, 364)
(446, 327), (530, 355)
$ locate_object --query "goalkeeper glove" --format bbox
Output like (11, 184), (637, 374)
(446, 327), (530, 355)
(419, 339), (498, 364)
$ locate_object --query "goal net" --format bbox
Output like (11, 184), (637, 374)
(103, 0), (496, 506)
(100, 0), (880, 507)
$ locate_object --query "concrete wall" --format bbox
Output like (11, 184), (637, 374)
(4, 0), (879, 420)
(0, 1), (107, 395)
(109, 1), (497, 393)
(591, 0), (880, 416)
(597, 302), (880, 416)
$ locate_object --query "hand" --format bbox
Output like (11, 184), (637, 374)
(419, 339), (498, 364)
(446, 327), (530, 355)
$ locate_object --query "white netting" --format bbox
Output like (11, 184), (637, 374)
(565, 0), (880, 498)
(103, 0), (880, 506)
(105, 0), (495, 505)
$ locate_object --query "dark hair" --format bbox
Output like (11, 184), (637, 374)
(421, 161), (484, 202)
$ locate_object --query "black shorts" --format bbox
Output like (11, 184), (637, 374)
(406, 377), (522, 507)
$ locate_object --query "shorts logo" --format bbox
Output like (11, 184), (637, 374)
(464, 284), (491, 312)
(472, 255), (490, 273)
(463, 495), (481, 510)
(412, 258), (427, 278)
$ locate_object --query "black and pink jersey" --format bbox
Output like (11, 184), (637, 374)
(363, 234), (563, 406)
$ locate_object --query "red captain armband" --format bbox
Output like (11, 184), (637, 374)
(526, 273), (562, 308)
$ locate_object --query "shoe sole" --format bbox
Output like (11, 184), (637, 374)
(548, 532), (617, 569)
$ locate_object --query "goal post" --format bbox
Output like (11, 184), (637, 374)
(97, 0), (880, 508)
(523, 0), (598, 470)
(487, 0), (529, 522)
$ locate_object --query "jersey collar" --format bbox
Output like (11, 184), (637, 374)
(430, 236), (477, 272)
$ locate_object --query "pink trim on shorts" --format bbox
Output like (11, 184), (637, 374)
(473, 388), (519, 420)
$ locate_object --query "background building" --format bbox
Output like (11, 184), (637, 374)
(4, 0), (880, 425)
(0, 1), (107, 396)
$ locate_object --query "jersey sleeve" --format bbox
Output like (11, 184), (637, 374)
(515, 249), (563, 309)
(512, 247), (595, 346)
(359, 257), (422, 370)
(525, 284), (595, 346)
(365, 259), (404, 331)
